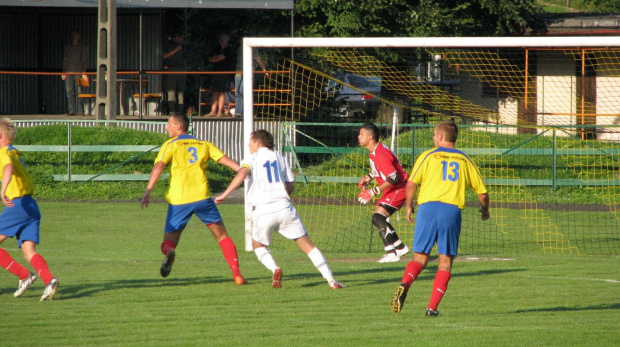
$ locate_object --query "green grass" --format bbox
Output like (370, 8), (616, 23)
(537, 0), (594, 13)
(1, 202), (619, 346)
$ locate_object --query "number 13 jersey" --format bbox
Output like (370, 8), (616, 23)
(240, 147), (294, 210)
(155, 134), (225, 205)
(409, 146), (487, 209)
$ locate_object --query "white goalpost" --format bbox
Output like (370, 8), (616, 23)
(239, 36), (620, 254)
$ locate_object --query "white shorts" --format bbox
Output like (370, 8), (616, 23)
(250, 203), (307, 246)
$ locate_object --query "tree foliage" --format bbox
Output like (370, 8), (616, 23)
(582, 0), (620, 13)
(294, 0), (545, 37)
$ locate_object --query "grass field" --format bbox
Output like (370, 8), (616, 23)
(1, 202), (619, 346)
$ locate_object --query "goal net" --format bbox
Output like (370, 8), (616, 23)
(241, 37), (620, 256)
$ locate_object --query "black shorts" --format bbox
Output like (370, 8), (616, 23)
(210, 74), (232, 92)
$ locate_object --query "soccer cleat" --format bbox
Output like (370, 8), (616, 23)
(160, 249), (176, 278)
(40, 278), (59, 301)
(272, 268), (282, 288)
(425, 308), (439, 317)
(234, 276), (248, 285)
(395, 245), (410, 257)
(329, 281), (343, 289)
(14, 272), (37, 298)
(378, 252), (400, 263)
(391, 284), (408, 313)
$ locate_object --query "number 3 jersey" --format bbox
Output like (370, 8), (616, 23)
(155, 134), (225, 205)
(409, 146), (487, 209)
(240, 147), (294, 210)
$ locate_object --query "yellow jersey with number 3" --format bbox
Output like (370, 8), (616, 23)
(409, 146), (487, 209)
(155, 135), (224, 205)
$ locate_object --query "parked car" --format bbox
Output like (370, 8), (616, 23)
(325, 74), (382, 121)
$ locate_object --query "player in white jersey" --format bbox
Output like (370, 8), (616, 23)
(215, 130), (342, 289)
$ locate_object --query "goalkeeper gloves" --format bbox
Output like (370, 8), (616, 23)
(358, 174), (373, 189)
(358, 187), (380, 205)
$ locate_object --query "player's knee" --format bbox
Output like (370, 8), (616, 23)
(372, 212), (388, 229)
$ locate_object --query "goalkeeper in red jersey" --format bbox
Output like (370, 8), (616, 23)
(0, 118), (59, 301)
(357, 123), (410, 263)
(391, 120), (490, 316)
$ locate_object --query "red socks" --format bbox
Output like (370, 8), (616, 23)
(30, 254), (54, 284)
(400, 261), (424, 288)
(428, 270), (451, 311)
(0, 248), (30, 280)
(161, 240), (176, 255)
(218, 237), (241, 278)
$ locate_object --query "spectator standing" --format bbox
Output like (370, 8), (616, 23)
(140, 114), (247, 285)
(206, 34), (234, 117)
(215, 130), (342, 289)
(234, 41), (267, 117)
(163, 31), (186, 115)
(62, 30), (88, 116)
(391, 120), (490, 316)
(0, 118), (59, 301)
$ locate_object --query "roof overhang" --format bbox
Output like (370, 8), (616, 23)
(0, 0), (294, 9)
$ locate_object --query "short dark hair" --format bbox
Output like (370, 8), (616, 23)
(435, 120), (458, 143)
(361, 122), (380, 141)
(170, 113), (189, 132)
(251, 129), (274, 150)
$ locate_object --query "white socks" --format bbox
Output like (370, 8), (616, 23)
(254, 247), (279, 273)
(307, 247), (335, 283)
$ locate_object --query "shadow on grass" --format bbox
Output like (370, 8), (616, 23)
(49, 276), (237, 300)
(2, 265), (526, 299)
(512, 302), (620, 313)
(293, 264), (526, 288)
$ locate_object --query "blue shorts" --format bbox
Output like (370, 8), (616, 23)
(413, 201), (462, 256)
(165, 198), (222, 233)
(0, 195), (41, 247)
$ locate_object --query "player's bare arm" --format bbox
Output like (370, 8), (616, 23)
(217, 156), (241, 172)
(405, 181), (417, 223)
(478, 193), (490, 221)
(141, 161), (166, 209)
(214, 167), (249, 204)
(284, 182), (294, 195)
(1, 163), (14, 207)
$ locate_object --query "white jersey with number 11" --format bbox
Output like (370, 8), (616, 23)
(240, 147), (294, 209)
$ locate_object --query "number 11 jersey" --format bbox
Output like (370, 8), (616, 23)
(240, 147), (294, 210)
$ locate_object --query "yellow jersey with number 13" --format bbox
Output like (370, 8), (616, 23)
(155, 134), (224, 205)
(409, 146), (487, 210)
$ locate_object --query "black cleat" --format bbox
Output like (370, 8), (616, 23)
(425, 308), (439, 317)
(391, 284), (408, 313)
(160, 250), (176, 278)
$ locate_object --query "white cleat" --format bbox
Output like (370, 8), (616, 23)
(396, 245), (410, 257)
(378, 253), (401, 263)
(14, 272), (37, 298)
(40, 278), (59, 301)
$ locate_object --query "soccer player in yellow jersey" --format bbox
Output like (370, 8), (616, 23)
(0, 118), (59, 301)
(140, 114), (246, 285)
(392, 120), (490, 316)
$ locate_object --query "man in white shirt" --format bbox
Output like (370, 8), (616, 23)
(215, 130), (342, 289)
